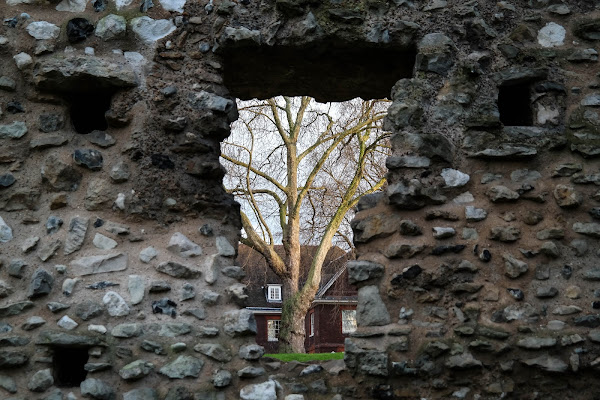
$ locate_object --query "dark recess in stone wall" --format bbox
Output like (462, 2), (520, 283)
(223, 44), (416, 102)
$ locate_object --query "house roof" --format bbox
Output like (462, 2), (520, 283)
(238, 244), (356, 308)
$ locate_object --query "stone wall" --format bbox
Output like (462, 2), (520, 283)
(1, 0), (600, 399)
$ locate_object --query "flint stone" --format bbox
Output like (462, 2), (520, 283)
(145, 323), (191, 338)
(47, 303), (70, 313)
(0, 374), (17, 393)
(0, 301), (34, 318)
(159, 355), (204, 379)
(85, 131), (115, 148)
(357, 286), (390, 326)
(432, 227), (456, 239)
(80, 379), (115, 400)
(213, 369), (232, 388)
(70, 253), (127, 276)
(221, 266), (245, 280)
(486, 186), (519, 202)
(27, 22), (60, 40)
(348, 261), (384, 284)
(239, 344), (264, 360)
(111, 324), (142, 338)
(536, 228), (564, 240)
(0, 76), (16, 92)
(573, 222), (600, 238)
(28, 368), (53, 392)
(238, 366), (265, 378)
(582, 94), (600, 107)
(0, 351), (29, 368)
(103, 291), (129, 317)
(28, 269), (54, 298)
(14, 52), (33, 70)
(194, 343), (231, 362)
(41, 154), (82, 192)
(223, 309), (257, 337)
(445, 352), (482, 369)
(503, 253), (528, 278)
(58, 316), (78, 330)
(216, 236), (235, 257)
(39, 113), (64, 133)
(386, 155), (430, 168)
(119, 360), (154, 380)
(554, 185), (583, 208)
(130, 17), (176, 44)
(517, 337), (556, 349)
(352, 213), (402, 243)
(93, 233), (117, 250)
(128, 275), (145, 305)
(64, 216), (89, 255)
(95, 15), (127, 41)
(465, 206), (487, 221)
(384, 243), (427, 259)
(522, 354), (567, 372)
(490, 226), (521, 242)
(167, 232), (202, 257)
(75, 301), (104, 321)
(441, 168), (470, 187)
(123, 388), (158, 400)
(139, 246), (158, 263)
(0, 122), (27, 139)
(34, 56), (137, 93)
(110, 162), (130, 182)
(0, 173), (16, 188)
(73, 149), (103, 170)
(538, 22), (565, 47)
(536, 287), (558, 298)
(8, 259), (27, 278)
(156, 261), (201, 279)
(553, 305), (582, 315)
(183, 308), (206, 320)
(240, 381), (277, 400)
(0, 216), (13, 243)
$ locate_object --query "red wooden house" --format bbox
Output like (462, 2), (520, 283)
(238, 244), (358, 353)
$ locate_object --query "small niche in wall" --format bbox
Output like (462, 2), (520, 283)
(498, 83), (533, 126)
(52, 347), (89, 387)
(66, 92), (113, 134)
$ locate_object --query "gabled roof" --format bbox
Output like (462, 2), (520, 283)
(238, 244), (356, 308)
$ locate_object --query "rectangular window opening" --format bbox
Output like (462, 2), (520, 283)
(267, 285), (282, 302)
(498, 84), (534, 126)
(342, 309), (357, 334)
(267, 319), (280, 342)
(309, 312), (314, 337)
(52, 347), (90, 387)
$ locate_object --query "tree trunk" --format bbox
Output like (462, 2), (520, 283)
(279, 278), (313, 353)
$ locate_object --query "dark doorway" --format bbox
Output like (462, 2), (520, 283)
(67, 92), (113, 134)
(52, 347), (89, 387)
(498, 84), (533, 126)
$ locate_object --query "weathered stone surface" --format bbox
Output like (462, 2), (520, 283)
(0, 122), (27, 139)
(351, 213), (401, 243)
(441, 168), (470, 187)
(75, 301), (104, 321)
(445, 352), (482, 369)
(432, 227), (456, 239)
(71, 253), (127, 276)
(0, 301), (34, 318)
(119, 360), (154, 380)
(503, 253), (528, 278)
(103, 291), (130, 317)
(167, 232), (202, 257)
(517, 337), (557, 349)
(131, 17), (176, 44)
(159, 355), (204, 379)
(554, 185), (583, 208)
(156, 262), (201, 279)
(41, 154), (82, 192)
(522, 354), (567, 372)
(240, 381), (277, 400)
(95, 14), (127, 41)
(357, 286), (390, 326)
(111, 323), (142, 338)
(0, 374), (17, 393)
(28, 368), (53, 392)
(93, 233), (117, 250)
(223, 309), (257, 337)
(239, 344), (264, 360)
(123, 388), (158, 400)
(348, 261), (384, 284)
(194, 343), (232, 362)
(384, 243), (427, 259)
(0, 351), (29, 368)
(58, 316), (78, 330)
(84, 178), (113, 210)
(28, 269), (53, 299)
(80, 378), (116, 400)
(465, 206), (487, 222)
(34, 56), (137, 93)
(62, 216), (89, 255)
(490, 226), (521, 242)
(486, 186), (519, 202)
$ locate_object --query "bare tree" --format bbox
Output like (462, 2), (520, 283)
(222, 96), (390, 353)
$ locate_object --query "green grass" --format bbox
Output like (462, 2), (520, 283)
(264, 352), (344, 362)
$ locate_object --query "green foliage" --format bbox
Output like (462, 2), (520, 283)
(264, 352), (344, 362)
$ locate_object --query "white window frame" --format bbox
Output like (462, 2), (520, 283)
(309, 312), (314, 337)
(267, 285), (282, 302)
(342, 309), (357, 334)
(267, 319), (280, 342)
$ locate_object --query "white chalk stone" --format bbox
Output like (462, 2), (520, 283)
(95, 14), (127, 41)
(115, 0), (134, 9)
(93, 233), (118, 250)
(159, 0), (186, 12)
(0, 216), (12, 243)
(88, 324), (107, 334)
(55, 0), (88, 12)
(441, 168), (470, 187)
(538, 22), (565, 48)
(130, 17), (176, 44)
(103, 291), (130, 317)
(26, 21), (60, 40)
(13, 52), (33, 70)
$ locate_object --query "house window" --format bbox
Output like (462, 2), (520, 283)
(267, 285), (282, 302)
(309, 312), (314, 337)
(342, 310), (357, 334)
(267, 319), (280, 341)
